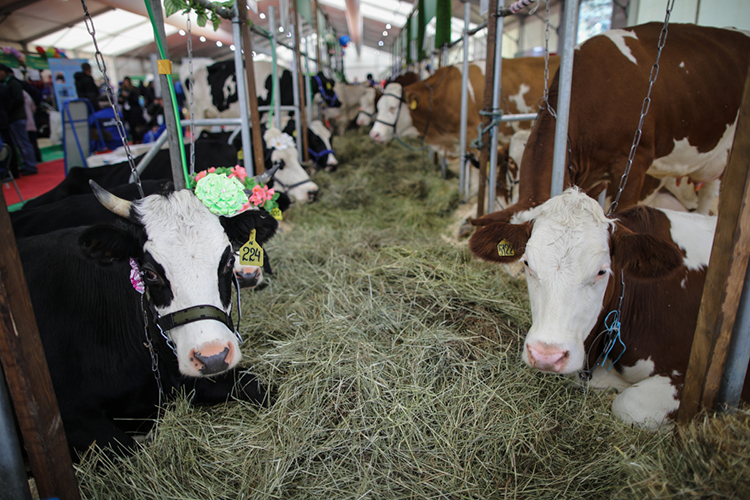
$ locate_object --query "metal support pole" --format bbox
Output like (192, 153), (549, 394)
(292, 6), (310, 163)
(232, 6), (254, 174)
(268, 6), (282, 130)
(149, 53), (161, 98)
(290, 24), (304, 163)
(718, 247), (750, 408)
(487, 16), (504, 214)
(304, 29), (313, 126)
(550, 0), (578, 197)
(459, 0), (471, 202)
(0, 364), (32, 500)
(148, 0), (186, 190)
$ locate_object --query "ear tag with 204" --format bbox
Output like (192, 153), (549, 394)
(240, 229), (264, 267)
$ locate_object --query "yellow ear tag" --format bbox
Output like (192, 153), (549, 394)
(270, 207), (283, 221)
(497, 239), (514, 257)
(410, 100), (417, 110)
(326, 82), (332, 90)
(240, 229), (264, 267)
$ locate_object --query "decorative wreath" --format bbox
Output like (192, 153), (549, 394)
(189, 165), (280, 216)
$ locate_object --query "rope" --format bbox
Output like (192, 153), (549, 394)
(144, 0), (190, 188)
(80, 0), (144, 198)
(607, 0), (675, 215)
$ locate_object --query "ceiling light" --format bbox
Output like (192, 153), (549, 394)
(386, 23), (391, 29)
(260, 13), (266, 19)
(383, 31), (387, 36)
(378, 40), (384, 46)
(230, 44), (235, 51)
(216, 41), (223, 47)
(179, 29), (186, 36)
(287, 32), (292, 37)
(200, 36), (206, 42)
(279, 26), (284, 32)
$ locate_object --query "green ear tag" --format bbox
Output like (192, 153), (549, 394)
(497, 239), (514, 257)
(271, 207), (283, 221)
(240, 229), (264, 267)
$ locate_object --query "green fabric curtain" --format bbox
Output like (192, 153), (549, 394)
(435, 0), (451, 48)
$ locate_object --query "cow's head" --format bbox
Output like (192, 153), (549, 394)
(307, 120), (338, 171)
(311, 72), (341, 108)
(263, 127), (319, 203)
(356, 87), (378, 127)
(369, 83), (412, 143)
(469, 188), (684, 374)
(83, 181), (278, 377)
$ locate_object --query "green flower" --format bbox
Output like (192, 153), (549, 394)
(194, 173), (247, 216)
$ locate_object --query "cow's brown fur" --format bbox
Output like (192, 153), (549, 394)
(402, 56), (560, 151)
(476, 23), (750, 225)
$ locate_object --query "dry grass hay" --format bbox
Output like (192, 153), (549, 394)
(74, 128), (750, 499)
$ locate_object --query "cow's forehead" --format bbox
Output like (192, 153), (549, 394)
(136, 191), (229, 260)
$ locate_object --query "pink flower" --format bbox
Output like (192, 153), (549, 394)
(249, 184), (274, 206)
(229, 166), (248, 181)
(195, 170), (208, 181)
(208, 167), (216, 173)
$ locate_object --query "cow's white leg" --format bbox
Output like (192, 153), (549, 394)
(695, 178), (721, 215)
(610, 374), (679, 431)
(583, 363), (632, 392)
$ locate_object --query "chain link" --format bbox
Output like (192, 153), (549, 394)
(81, 0), (144, 198)
(187, 13), (196, 176)
(607, 0), (674, 215)
(541, 0), (556, 119)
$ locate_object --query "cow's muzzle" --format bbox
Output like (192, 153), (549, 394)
(190, 342), (235, 375)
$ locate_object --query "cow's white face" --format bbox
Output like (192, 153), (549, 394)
(356, 88), (377, 126)
(136, 191), (242, 377)
(369, 83), (412, 143)
(515, 192), (615, 374)
(263, 128), (319, 203)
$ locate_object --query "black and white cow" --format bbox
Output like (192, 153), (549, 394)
(18, 181), (279, 457)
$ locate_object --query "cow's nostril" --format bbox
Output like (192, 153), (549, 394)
(191, 344), (233, 375)
(527, 343), (569, 373)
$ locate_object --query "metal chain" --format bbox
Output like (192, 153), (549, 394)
(141, 294), (165, 407)
(607, 0), (674, 215)
(541, 0), (556, 118)
(81, 0), (144, 198)
(187, 13), (196, 176)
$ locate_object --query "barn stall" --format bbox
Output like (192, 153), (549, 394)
(64, 130), (750, 499)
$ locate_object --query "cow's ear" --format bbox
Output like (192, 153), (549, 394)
(221, 209), (278, 248)
(469, 221), (532, 264)
(610, 223), (684, 279)
(79, 224), (142, 262)
(403, 89), (418, 110)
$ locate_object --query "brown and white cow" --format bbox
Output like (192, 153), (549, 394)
(321, 83), (370, 135)
(369, 57), (560, 152)
(469, 188), (747, 429)
(478, 23), (750, 225)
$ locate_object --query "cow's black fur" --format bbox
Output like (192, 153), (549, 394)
(17, 200), (278, 459)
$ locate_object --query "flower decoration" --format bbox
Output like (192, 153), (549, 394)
(267, 133), (295, 151)
(194, 172), (247, 216)
(189, 165), (281, 216)
(129, 258), (145, 294)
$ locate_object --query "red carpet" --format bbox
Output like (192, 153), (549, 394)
(2, 158), (65, 209)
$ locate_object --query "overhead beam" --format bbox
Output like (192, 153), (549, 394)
(343, 0), (363, 55)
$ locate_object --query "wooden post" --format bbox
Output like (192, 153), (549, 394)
(292, 1), (310, 163)
(237, 0), (266, 174)
(475, 0), (498, 218)
(678, 66), (750, 423)
(0, 195), (81, 500)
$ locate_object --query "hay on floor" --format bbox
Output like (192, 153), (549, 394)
(75, 129), (750, 500)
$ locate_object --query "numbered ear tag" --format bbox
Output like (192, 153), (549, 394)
(240, 229), (264, 267)
(410, 100), (417, 110)
(270, 207), (283, 220)
(497, 239), (515, 257)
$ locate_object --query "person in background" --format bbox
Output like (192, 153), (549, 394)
(23, 89), (41, 163)
(74, 62), (101, 111)
(117, 76), (146, 143)
(0, 64), (37, 176)
(366, 73), (376, 86)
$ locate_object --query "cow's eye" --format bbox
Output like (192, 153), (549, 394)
(594, 266), (610, 282)
(142, 267), (163, 285)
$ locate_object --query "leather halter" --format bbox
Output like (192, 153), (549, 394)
(373, 92), (404, 130)
(314, 75), (339, 107)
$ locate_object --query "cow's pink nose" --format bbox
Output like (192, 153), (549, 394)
(369, 131), (380, 141)
(189, 341), (235, 375)
(526, 342), (569, 372)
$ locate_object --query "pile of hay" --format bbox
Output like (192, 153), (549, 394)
(76, 129), (750, 499)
